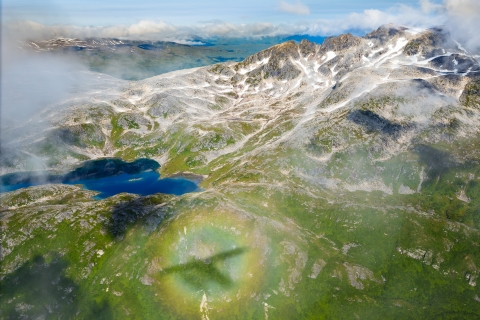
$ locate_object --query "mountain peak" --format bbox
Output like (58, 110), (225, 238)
(365, 24), (409, 42)
(322, 33), (362, 52)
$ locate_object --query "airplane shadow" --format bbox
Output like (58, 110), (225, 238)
(160, 247), (247, 291)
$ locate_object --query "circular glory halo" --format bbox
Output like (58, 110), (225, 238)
(144, 207), (270, 318)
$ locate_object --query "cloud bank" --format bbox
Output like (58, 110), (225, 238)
(1, 1), (480, 52)
(277, 1), (310, 15)
(442, 0), (480, 53)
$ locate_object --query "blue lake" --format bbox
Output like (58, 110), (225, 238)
(137, 44), (164, 51)
(68, 170), (199, 199)
(0, 171), (199, 199)
(0, 158), (201, 199)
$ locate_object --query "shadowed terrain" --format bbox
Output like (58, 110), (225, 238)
(0, 254), (113, 319)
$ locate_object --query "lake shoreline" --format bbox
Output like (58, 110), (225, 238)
(166, 171), (208, 183)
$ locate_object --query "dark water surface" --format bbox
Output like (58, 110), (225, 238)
(0, 158), (199, 199)
(67, 170), (199, 199)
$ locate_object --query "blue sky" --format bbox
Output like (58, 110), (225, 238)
(3, 0), (433, 26)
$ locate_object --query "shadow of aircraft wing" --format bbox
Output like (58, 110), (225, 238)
(159, 247), (247, 289)
(209, 247), (247, 263)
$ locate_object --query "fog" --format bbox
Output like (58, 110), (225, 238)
(0, 31), (125, 173)
(1, 40), (86, 125)
(442, 0), (480, 53)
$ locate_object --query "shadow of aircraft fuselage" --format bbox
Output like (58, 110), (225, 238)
(161, 247), (247, 290)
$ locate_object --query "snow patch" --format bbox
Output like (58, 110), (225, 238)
(324, 51), (336, 63)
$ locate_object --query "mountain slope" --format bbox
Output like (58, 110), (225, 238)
(2, 25), (480, 319)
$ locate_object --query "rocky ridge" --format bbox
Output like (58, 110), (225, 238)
(3, 24), (480, 175)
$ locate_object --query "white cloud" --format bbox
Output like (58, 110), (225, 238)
(304, 5), (445, 36)
(420, 0), (444, 13)
(2, 1), (479, 52)
(445, 0), (480, 16)
(2, 20), (307, 41)
(277, 1), (310, 15)
(443, 0), (480, 52)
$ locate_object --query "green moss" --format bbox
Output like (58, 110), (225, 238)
(110, 116), (124, 142)
(460, 79), (480, 108)
(404, 40), (422, 55)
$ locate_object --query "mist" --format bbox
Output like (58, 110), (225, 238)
(442, 0), (480, 53)
(1, 42), (86, 125)
(0, 32), (125, 173)
(0, 38), (77, 172)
